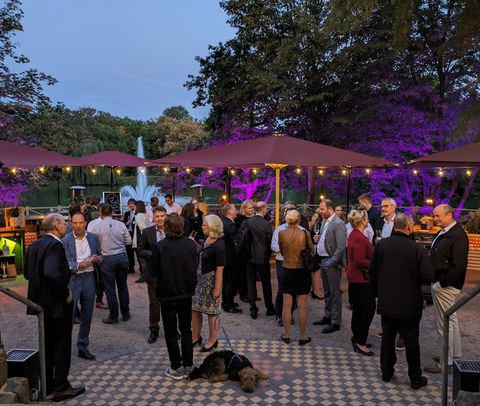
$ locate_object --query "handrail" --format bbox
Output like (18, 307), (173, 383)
(441, 283), (480, 406)
(0, 284), (47, 402)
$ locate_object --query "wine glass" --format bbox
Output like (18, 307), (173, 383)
(314, 223), (320, 235)
(375, 230), (382, 244)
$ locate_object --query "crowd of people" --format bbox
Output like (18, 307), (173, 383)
(23, 192), (469, 400)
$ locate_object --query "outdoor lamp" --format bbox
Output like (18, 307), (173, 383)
(116, 168), (121, 175)
(413, 169), (418, 175)
(163, 166), (169, 173)
(320, 194), (326, 200)
(252, 168), (258, 174)
(230, 169), (235, 175)
(10, 168), (16, 174)
(466, 169), (472, 176)
(207, 169), (213, 175)
(39, 166), (45, 173)
(438, 169), (444, 177)
(91, 167), (97, 174)
(295, 167), (302, 175)
(342, 169), (347, 175)
(185, 167), (191, 174)
(65, 166), (71, 173)
(425, 197), (435, 206)
(318, 169), (324, 176)
(365, 168), (371, 174)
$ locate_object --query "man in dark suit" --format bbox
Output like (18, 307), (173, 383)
(312, 199), (347, 333)
(25, 213), (85, 402)
(425, 204), (469, 374)
(62, 213), (102, 361)
(123, 198), (136, 273)
(221, 203), (242, 314)
(369, 213), (433, 390)
(137, 206), (167, 343)
(244, 201), (274, 319)
(358, 193), (381, 227)
(374, 197), (397, 241)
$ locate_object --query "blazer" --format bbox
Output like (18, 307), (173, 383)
(137, 225), (160, 282)
(222, 216), (237, 269)
(24, 235), (72, 319)
(247, 215), (273, 264)
(369, 231), (434, 320)
(62, 231), (103, 286)
(429, 223), (469, 290)
(321, 214), (347, 268)
(346, 228), (373, 283)
(123, 210), (136, 233)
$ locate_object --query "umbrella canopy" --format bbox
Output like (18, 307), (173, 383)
(149, 134), (394, 168)
(81, 151), (148, 167)
(150, 135), (397, 226)
(408, 142), (480, 168)
(0, 140), (92, 168)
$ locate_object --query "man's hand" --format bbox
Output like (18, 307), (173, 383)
(66, 292), (73, 303)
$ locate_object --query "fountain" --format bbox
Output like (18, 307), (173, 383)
(120, 137), (160, 205)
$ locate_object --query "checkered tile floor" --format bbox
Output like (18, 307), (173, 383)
(63, 339), (443, 405)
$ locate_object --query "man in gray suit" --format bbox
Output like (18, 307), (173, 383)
(313, 199), (347, 333)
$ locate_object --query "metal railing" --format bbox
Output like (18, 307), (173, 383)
(0, 284), (47, 402)
(441, 284), (480, 406)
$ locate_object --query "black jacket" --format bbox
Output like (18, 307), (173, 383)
(24, 235), (72, 318)
(247, 214), (272, 264)
(150, 236), (197, 302)
(201, 238), (225, 274)
(137, 225), (160, 283)
(429, 223), (469, 290)
(222, 217), (237, 269)
(369, 232), (433, 320)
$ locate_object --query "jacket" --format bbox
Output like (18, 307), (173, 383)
(24, 235), (72, 318)
(150, 236), (198, 302)
(136, 225), (161, 283)
(319, 214), (347, 268)
(369, 231), (434, 320)
(222, 216), (237, 269)
(429, 223), (469, 290)
(279, 226), (314, 269)
(247, 214), (273, 264)
(201, 239), (225, 274)
(346, 228), (373, 283)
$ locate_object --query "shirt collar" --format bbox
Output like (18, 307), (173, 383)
(441, 221), (456, 233)
(46, 233), (62, 243)
(73, 232), (87, 241)
(327, 213), (336, 223)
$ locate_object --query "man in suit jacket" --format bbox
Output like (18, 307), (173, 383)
(313, 199), (347, 333)
(221, 203), (242, 314)
(25, 213), (85, 402)
(123, 198), (136, 273)
(369, 213), (433, 389)
(245, 201), (274, 319)
(62, 213), (102, 361)
(425, 204), (469, 374)
(358, 193), (381, 227)
(137, 206), (167, 343)
(374, 197), (397, 240)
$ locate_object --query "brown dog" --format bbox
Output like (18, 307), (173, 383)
(188, 350), (269, 392)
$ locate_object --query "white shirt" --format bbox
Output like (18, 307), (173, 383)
(381, 214), (396, 238)
(94, 217), (132, 256)
(74, 232), (93, 274)
(317, 213), (336, 257)
(87, 217), (102, 233)
(165, 202), (182, 215)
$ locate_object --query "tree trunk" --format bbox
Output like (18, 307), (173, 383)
(454, 168), (478, 216)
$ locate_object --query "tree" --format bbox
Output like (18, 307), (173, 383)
(162, 105), (192, 121)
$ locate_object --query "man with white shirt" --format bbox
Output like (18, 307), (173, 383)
(374, 197), (397, 240)
(62, 213), (102, 361)
(123, 198), (137, 274)
(94, 204), (132, 324)
(312, 199), (347, 333)
(425, 204), (469, 374)
(165, 193), (182, 215)
(137, 206), (167, 343)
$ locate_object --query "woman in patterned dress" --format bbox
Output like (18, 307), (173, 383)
(191, 214), (225, 352)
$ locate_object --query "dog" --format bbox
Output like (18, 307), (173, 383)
(188, 350), (269, 392)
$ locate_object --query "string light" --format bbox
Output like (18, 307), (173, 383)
(318, 169), (324, 176)
(208, 169), (213, 175)
(39, 166), (45, 173)
(365, 168), (371, 174)
(116, 168), (121, 175)
(185, 167), (191, 174)
(425, 197), (435, 206)
(295, 167), (302, 175)
(413, 169), (418, 175)
(438, 169), (444, 177)
(466, 169), (472, 176)
(91, 167), (97, 174)
(230, 169), (235, 175)
(10, 168), (16, 174)
(163, 166), (169, 173)
(65, 166), (71, 173)
(252, 168), (258, 175)
(319, 194), (325, 201)
(342, 169), (347, 175)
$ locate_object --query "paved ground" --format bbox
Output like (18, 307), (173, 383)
(1, 265), (479, 405)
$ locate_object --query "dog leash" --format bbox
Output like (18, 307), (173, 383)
(214, 303), (244, 369)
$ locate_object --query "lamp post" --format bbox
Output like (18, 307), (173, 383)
(52, 167), (63, 206)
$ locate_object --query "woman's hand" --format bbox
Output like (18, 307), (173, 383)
(213, 287), (221, 299)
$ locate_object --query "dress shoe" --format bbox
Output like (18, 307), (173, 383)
(78, 349), (96, 360)
(102, 317), (118, 324)
(275, 316), (284, 326)
(148, 331), (159, 343)
(192, 336), (203, 347)
(224, 307), (242, 314)
(122, 312), (131, 321)
(299, 337), (312, 346)
(232, 302), (239, 308)
(395, 338), (405, 351)
(353, 343), (374, 356)
(266, 308), (276, 316)
(95, 301), (108, 309)
(135, 275), (146, 283)
(200, 340), (218, 353)
(382, 372), (393, 383)
(411, 376), (428, 390)
(52, 385), (85, 402)
(424, 363), (452, 374)
(322, 324), (340, 334)
(313, 316), (331, 326)
(280, 335), (290, 344)
(250, 308), (258, 320)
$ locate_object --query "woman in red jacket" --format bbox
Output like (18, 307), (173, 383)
(346, 208), (376, 356)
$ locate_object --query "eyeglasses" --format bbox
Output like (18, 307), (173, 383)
(381, 204), (392, 208)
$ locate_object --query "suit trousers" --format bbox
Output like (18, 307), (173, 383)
(126, 231), (135, 272)
(348, 282), (375, 345)
(222, 263), (240, 309)
(247, 262), (274, 311)
(321, 263), (342, 325)
(147, 277), (161, 332)
(69, 271), (96, 352)
(380, 315), (422, 382)
(45, 309), (73, 393)
(431, 281), (462, 365)
(160, 297), (193, 370)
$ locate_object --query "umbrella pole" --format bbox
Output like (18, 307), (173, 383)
(266, 164), (287, 228)
(110, 167), (114, 191)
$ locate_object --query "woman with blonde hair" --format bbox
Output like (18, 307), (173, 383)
(346, 208), (375, 356)
(191, 214), (225, 352)
(278, 210), (314, 345)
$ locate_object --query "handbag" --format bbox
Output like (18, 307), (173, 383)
(361, 268), (370, 281)
(301, 230), (316, 272)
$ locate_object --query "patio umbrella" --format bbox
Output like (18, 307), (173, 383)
(408, 142), (480, 167)
(81, 151), (149, 190)
(149, 135), (397, 226)
(0, 140), (92, 168)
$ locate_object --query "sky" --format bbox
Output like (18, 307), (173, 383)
(16, 1), (235, 121)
